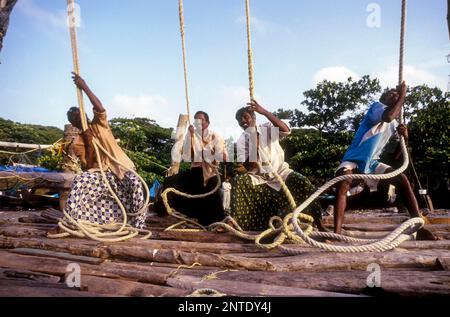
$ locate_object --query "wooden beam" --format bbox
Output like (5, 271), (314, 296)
(0, 141), (52, 150)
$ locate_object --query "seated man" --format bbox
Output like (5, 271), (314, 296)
(63, 72), (147, 229)
(230, 99), (323, 231)
(154, 111), (228, 226)
(334, 81), (437, 240)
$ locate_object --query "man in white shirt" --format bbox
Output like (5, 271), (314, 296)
(230, 99), (323, 231)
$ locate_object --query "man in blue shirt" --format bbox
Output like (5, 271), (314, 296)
(333, 82), (437, 240)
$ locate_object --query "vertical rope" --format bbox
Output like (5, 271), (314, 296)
(178, 0), (191, 123)
(245, 0), (255, 101)
(54, 0), (151, 242)
(398, 0), (407, 124)
(67, 0), (87, 131)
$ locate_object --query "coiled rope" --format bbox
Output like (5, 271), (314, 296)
(217, 0), (424, 253)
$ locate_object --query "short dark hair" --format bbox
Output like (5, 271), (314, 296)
(380, 89), (397, 104)
(194, 111), (209, 123)
(235, 106), (254, 121)
(67, 107), (90, 123)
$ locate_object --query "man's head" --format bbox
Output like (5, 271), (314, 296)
(380, 89), (400, 107)
(194, 111), (210, 131)
(235, 107), (256, 130)
(67, 107), (88, 130)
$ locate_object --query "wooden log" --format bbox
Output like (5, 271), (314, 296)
(0, 225), (47, 237)
(107, 238), (268, 255)
(341, 223), (450, 233)
(80, 275), (190, 297)
(166, 275), (359, 297)
(1, 250), (449, 297)
(9, 248), (104, 264)
(18, 215), (58, 224)
(0, 235), (111, 259)
(40, 208), (63, 221)
(0, 268), (60, 283)
(0, 211), (40, 224)
(0, 141), (52, 150)
(0, 250), (208, 287)
(0, 280), (103, 297)
(0, 171), (75, 190)
(2, 235), (449, 272)
(437, 257), (450, 271)
(322, 214), (409, 225)
(153, 229), (249, 243)
(269, 248), (449, 272)
(188, 270), (450, 296)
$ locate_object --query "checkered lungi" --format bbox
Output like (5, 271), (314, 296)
(64, 170), (147, 229)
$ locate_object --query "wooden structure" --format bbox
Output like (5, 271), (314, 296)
(0, 207), (449, 297)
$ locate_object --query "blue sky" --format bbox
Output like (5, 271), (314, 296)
(0, 0), (448, 140)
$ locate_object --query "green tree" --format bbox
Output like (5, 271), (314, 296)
(109, 118), (174, 184)
(110, 118), (174, 163)
(0, 117), (63, 167)
(276, 76), (381, 133)
(408, 87), (450, 207)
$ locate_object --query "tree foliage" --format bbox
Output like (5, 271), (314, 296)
(408, 88), (449, 205)
(275, 75), (381, 133)
(0, 118), (63, 144)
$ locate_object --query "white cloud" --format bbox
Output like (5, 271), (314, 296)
(110, 94), (178, 128)
(235, 16), (269, 35)
(205, 86), (250, 140)
(235, 16), (292, 36)
(17, 0), (68, 30)
(313, 66), (360, 84)
(374, 65), (447, 90)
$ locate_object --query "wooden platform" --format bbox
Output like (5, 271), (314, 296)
(0, 208), (449, 297)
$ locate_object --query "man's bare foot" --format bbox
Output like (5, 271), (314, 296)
(416, 227), (441, 241)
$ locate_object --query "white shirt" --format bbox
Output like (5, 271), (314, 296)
(182, 127), (228, 185)
(236, 122), (292, 191)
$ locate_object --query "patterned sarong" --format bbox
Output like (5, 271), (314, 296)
(65, 170), (147, 229)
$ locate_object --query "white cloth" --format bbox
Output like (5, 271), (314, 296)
(220, 181), (232, 210)
(236, 121), (292, 191)
(337, 160), (391, 192)
(182, 127), (228, 186)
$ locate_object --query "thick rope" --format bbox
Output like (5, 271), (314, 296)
(212, 0), (423, 253)
(161, 174), (222, 230)
(49, 1), (151, 242)
(179, 0), (191, 123)
(283, 139), (425, 253)
(245, 0), (255, 100)
(187, 288), (227, 297)
(398, 0), (407, 124)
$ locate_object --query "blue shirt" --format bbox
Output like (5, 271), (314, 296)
(342, 101), (398, 173)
